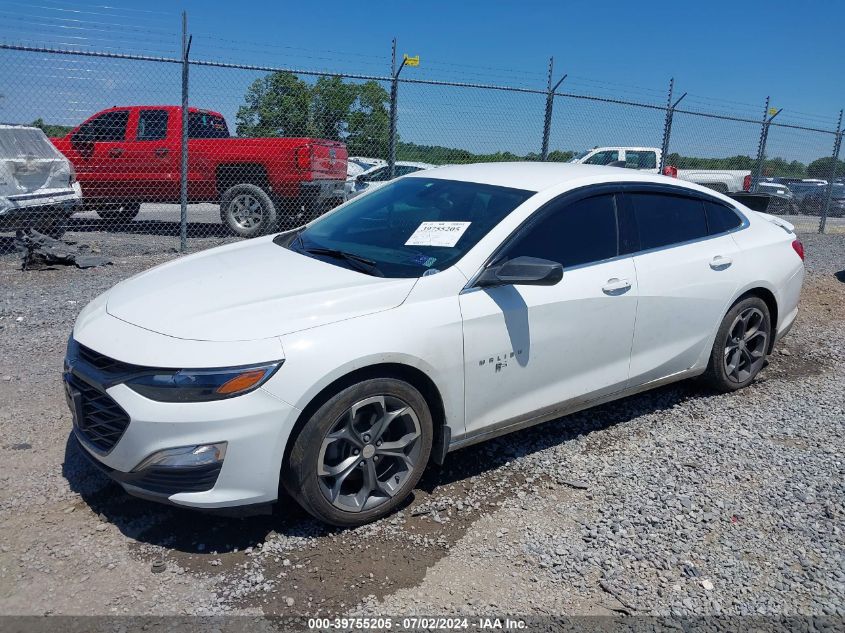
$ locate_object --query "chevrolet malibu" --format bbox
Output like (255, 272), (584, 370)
(65, 163), (805, 526)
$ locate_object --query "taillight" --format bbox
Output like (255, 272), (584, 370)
(295, 145), (312, 171)
(743, 174), (752, 191)
(791, 239), (804, 261)
(662, 165), (678, 178)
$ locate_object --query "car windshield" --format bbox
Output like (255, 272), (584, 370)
(285, 177), (534, 278)
(568, 150), (591, 163)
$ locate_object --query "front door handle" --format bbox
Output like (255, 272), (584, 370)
(602, 278), (632, 295)
(108, 147), (124, 158)
(155, 147), (169, 157)
(710, 255), (733, 270)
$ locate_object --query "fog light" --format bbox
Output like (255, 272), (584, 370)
(133, 442), (227, 472)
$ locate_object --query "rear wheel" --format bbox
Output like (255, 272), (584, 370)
(98, 202), (141, 224)
(220, 184), (277, 238)
(285, 378), (433, 527)
(702, 296), (771, 392)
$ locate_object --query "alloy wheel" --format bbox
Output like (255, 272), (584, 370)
(229, 194), (263, 229)
(723, 307), (768, 383)
(317, 395), (422, 513)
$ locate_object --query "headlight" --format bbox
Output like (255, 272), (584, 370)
(125, 361), (283, 402)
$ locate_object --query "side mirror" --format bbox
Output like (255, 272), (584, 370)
(476, 256), (563, 288)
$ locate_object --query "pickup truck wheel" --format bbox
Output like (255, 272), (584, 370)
(98, 203), (141, 224)
(221, 184), (277, 238)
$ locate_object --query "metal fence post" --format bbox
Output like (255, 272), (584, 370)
(179, 11), (191, 253)
(658, 78), (686, 173)
(540, 57), (566, 161)
(751, 97), (781, 192)
(387, 38), (398, 179)
(819, 109), (843, 234)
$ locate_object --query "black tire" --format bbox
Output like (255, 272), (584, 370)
(284, 378), (433, 527)
(220, 183), (277, 238)
(98, 202), (141, 224)
(701, 296), (771, 392)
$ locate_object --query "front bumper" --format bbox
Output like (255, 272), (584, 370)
(65, 336), (300, 510)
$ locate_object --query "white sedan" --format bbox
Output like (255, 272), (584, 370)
(65, 163), (804, 526)
(345, 160), (436, 199)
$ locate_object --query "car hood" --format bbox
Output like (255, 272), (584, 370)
(105, 236), (417, 342)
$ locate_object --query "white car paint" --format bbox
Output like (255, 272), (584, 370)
(66, 162), (804, 516)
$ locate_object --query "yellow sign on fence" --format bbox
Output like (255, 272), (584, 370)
(403, 54), (420, 67)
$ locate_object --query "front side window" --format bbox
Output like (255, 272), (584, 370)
(584, 150), (619, 166)
(76, 110), (129, 142)
(287, 177), (534, 278)
(629, 192), (709, 250)
(137, 110), (169, 140)
(625, 151), (657, 170)
(499, 194), (619, 269)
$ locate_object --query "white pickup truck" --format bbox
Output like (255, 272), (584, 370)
(569, 146), (751, 194)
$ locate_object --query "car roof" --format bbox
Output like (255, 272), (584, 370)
(407, 161), (680, 193)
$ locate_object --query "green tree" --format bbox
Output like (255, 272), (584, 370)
(235, 72), (313, 137)
(235, 72), (391, 158)
(806, 156), (845, 179)
(31, 118), (73, 137)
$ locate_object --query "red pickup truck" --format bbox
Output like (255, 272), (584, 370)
(51, 106), (348, 237)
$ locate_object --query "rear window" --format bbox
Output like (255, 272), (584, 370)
(629, 192), (708, 250)
(188, 112), (229, 138)
(0, 127), (61, 159)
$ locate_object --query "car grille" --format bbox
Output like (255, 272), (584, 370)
(77, 342), (141, 374)
(67, 372), (130, 453)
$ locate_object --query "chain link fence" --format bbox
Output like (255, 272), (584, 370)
(1, 12), (843, 254)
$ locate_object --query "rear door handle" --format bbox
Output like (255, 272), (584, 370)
(602, 278), (632, 295)
(710, 255), (733, 270)
(155, 147), (169, 157)
(108, 147), (124, 157)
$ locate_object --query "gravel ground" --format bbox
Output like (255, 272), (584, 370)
(0, 229), (842, 618)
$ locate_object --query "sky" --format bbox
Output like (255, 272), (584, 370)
(0, 0), (842, 163)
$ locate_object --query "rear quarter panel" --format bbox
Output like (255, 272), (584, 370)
(728, 211), (804, 335)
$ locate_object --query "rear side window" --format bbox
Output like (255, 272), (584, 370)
(705, 201), (743, 234)
(502, 194), (619, 268)
(625, 150), (657, 170)
(137, 110), (169, 140)
(629, 192), (708, 250)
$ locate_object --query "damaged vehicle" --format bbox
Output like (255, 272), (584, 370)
(0, 124), (81, 237)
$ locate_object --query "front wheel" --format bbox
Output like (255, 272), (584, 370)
(220, 184), (277, 238)
(701, 296), (771, 392)
(284, 378), (433, 527)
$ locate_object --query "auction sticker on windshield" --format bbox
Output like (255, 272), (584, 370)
(405, 221), (471, 247)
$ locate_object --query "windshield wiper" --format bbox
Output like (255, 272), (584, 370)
(300, 245), (384, 277)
